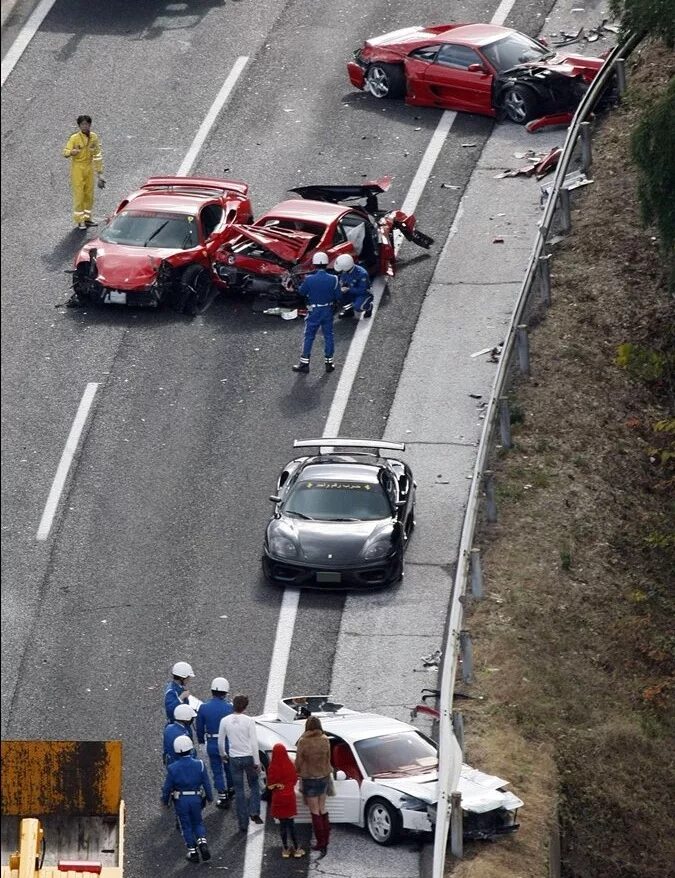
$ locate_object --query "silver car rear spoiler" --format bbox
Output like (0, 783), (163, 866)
(294, 438), (405, 453)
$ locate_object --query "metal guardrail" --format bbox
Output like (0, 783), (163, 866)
(431, 30), (642, 878)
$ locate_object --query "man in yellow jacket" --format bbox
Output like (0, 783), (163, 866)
(63, 115), (105, 230)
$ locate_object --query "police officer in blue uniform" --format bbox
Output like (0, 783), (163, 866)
(164, 661), (194, 722)
(292, 251), (340, 374)
(162, 735), (213, 863)
(163, 703), (197, 765)
(334, 253), (373, 319)
(196, 677), (235, 809)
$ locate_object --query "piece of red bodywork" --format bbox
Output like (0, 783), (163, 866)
(57, 862), (103, 874)
(526, 111), (574, 133)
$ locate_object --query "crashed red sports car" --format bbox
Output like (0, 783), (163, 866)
(213, 178), (433, 310)
(69, 176), (253, 314)
(347, 24), (608, 124)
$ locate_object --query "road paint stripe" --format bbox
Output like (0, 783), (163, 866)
(36, 383), (99, 541)
(176, 56), (249, 177)
(492, 0), (515, 26)
(1, 0), (58, 87)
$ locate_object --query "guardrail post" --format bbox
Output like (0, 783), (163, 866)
(538, 254), (551, 307)
(470, 547), (484, 599)
(579, 121), (592, 173)
(452, 710), (465, 756)
(450, 791), (463, 858)
(615, 58), (627, 98)
(557, 188), (572, 234)
(484, 469), (497, 522)
(499, 396), (512, 449)
(517, 324), (530, 376)
(459, 630), (473, 683)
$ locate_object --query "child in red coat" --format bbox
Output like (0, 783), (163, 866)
(267, 743), (306, 858)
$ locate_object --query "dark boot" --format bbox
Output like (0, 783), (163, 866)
(325, 359), (335, 373)
(292, 360), (310, 373)
(197, 838), (211, 861)
(216, 792), (230, 809)
(310, 813), (325, 854)
(186, 848), (199, 863)
(321, 812), (331, 849)
(363, 306), (373, 319)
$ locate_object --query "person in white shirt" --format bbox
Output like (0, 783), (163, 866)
(218, 694), (262, 832)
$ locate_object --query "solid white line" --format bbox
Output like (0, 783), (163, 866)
(176, 56), (249, 177)
(492, 0), (515, 26)
(1, 0), (58, 87)
(36, 383), (99, 541)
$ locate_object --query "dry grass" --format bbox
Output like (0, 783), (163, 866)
(446, 40), (675, 878)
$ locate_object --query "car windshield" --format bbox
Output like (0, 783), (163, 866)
(283, 479), (392, 521)
(99, 211), (199, 248)
(354, 732), (438, 778)
(482, 33), (552, 72)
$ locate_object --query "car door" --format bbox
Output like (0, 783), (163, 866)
(199, 203), (227, 255)
(421, 43), (493, 114)
(324, 219), (354, 267)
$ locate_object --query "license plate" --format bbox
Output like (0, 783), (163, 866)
(105, 290), (127, 305)
(316, 571), (342, 584)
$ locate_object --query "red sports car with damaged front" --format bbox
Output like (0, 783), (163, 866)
(213, 178), (433, 310)
(347, 24), (608, 125)
(69, 176), (253, 314)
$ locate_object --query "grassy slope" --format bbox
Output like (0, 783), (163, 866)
(447, 40), (674, 878)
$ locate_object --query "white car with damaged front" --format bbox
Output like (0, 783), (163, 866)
(254, 696), (523, 846)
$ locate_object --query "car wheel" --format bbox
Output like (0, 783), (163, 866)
(181, 264), (214, 316)
(365, 63), (405, 100)
(366, 797), (402, 845)
(501, 85), (540, 124)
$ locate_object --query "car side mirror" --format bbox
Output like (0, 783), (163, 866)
(269, 495), (281, 503)
(335, 770), (347, 781)
(467, 63), (487, 73)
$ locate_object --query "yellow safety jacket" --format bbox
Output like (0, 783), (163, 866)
(62, 130), (104, 173)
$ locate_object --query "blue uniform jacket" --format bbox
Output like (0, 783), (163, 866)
(162, 755), (213, 804)
(339, 264), (370, 298)
(164, 680), (187, 722)
(163, 721), (195, 764)
(299, 269), (340, 307)
(196, 697), (234, 751)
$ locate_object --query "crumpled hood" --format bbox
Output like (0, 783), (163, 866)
(219, 224), (315, 264)
(267, 518), (394, 564)
(512, 52), (602, 80)
(376, 775), (438, 804)
(76, 243), (178, 290)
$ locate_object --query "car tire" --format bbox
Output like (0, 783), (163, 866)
(365, 63), (405, 100)
(181, 264), (213, 316)
(501, 84), (540, 124)
(365, 797), (402, 846)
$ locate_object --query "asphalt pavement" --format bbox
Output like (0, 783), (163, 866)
(1, 1), (614, 876)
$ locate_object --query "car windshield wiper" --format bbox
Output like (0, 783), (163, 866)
(285, 510), (314, 520)
(143, 221), (170, 246)
(330, 517), (360, 522)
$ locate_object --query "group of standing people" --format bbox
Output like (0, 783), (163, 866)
(161, 662), (335, 863)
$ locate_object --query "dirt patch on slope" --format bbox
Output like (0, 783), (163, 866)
(447, 40), (674, 878)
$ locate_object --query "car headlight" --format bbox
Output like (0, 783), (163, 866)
(399, 794), (427, 811)
(362, 537), (392, 561)
(269, 535), (298, 559)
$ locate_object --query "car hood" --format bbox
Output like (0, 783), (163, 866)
(75, 243), (180, 289)
(511, 52), (602, 79)
(376, 775), (438, 804)
(267, 517), (394, 564)
(219, 224), (315, 264)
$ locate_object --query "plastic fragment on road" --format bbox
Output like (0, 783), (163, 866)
(540, 170), (593, 206)
(526, 113), (573, 133)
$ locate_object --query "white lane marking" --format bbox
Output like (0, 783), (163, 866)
(1, 0), (58, 87)
(176, 56), (249, 176)
(243, 100), (461, 878)
(36, 383), (99, 541)
(492, 0), (515, 26)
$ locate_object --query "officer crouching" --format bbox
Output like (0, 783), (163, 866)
(292, 252), (340, 374)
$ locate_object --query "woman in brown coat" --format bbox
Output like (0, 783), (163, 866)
(294, 716), (332, 857)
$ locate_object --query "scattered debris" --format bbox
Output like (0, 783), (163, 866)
(551, 27), (584, 47)
(421, 648), (442, 668)
(441, 182), (460, 189)
(496, 146), (563, 179)
(540, 170), (593, 206)
(461, 142), (477, 148)
(526, 112), (574, 133)
(471, 346), (494, 358)
(493, 236), (505, 244)
(488, 347), (501, 363)
(469, 393), (482, 399)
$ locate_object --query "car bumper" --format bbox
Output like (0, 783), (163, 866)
(347, 60), (366, 90)
(262, 551), (401, 589)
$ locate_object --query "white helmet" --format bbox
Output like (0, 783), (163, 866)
(312, 251), (329, 266)
(171, 662), (194, 679)
(211, 677), (229, 693)
(334, 254), (355, 273)
(174, 704), (197, 722)
(173, 735), (194, 755)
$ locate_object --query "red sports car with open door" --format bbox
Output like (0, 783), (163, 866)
(347, 24), (608, 124)
(69, 176), (253, 314)
(214, 178), (433, 311)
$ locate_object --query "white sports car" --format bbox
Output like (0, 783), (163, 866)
(254, 696), (523, 845)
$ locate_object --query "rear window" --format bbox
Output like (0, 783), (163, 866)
(100, 211), (198, 249)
